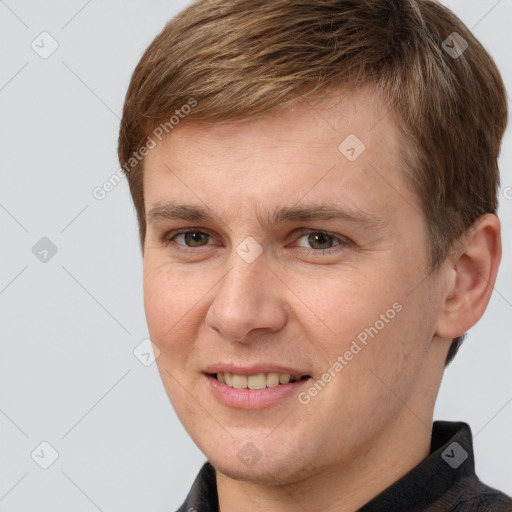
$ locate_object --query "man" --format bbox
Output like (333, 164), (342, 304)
(118, 0), (511, 510)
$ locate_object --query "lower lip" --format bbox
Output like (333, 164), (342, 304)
(206, 374), (311, 409)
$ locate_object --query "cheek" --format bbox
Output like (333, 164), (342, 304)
(291, 262), (427, 398)
(290, 266), (402, 352)
(143, 260), (203, 354)
(143, 272), (173, 343)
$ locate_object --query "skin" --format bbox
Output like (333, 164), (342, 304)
(141, 86), (501, 512)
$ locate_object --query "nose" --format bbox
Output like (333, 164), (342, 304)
(205, 252), (288, 343)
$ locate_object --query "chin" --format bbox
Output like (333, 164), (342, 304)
(208, 448), (315, 486)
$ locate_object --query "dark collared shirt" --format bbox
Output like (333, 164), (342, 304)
(176, 421), (512, 511)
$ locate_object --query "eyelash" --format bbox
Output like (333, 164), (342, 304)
(162, 228), (351, 254)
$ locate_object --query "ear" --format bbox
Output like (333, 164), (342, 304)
(435, 214), (502, 339)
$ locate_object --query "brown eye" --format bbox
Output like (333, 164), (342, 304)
(309, 232), (333, 250)
(296, 231), (342, 250)
(173, 231), (211, 247)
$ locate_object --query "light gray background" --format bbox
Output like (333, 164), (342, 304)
(0, 0), (511, 510)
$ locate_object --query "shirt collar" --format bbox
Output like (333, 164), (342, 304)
(360, 420), (475, 511)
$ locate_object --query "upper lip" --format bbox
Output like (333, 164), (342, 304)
(205, 363), (310, 376)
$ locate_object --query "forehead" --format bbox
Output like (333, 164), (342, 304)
(142, 86), (420, 228)
(152, 86), (391, 162)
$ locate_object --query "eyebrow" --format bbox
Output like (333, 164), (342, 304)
(146, 201), (383, 231)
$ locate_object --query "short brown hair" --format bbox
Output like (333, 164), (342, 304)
(118, 0), (508, 365)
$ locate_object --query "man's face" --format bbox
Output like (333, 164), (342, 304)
(142, 87), (448, 484)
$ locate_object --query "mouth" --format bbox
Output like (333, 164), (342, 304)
(205, 370), (312, 409)
(211, 372), (311, 390)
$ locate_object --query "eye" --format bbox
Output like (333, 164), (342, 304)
(294, 230), (348, 251)
(163, 228), (350, 253)
(168, 229), (213, 248)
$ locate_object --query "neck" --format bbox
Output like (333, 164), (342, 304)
(216, 411), (433, 512)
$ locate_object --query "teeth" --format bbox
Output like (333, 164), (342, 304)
(231, 374), (247, 389)
(215, 372), (306, 389)
(266, 372), (280, 388)
(248, 373), (267, 389)
(279, 374), (291, 384)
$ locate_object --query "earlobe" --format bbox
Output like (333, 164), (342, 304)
(434, 214), (501, 340)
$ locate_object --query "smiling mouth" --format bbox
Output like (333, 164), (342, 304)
(211, 372), (311, 390)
